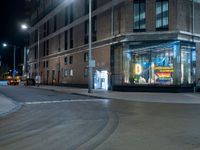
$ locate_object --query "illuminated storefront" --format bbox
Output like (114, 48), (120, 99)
(112, 41), (196, 87)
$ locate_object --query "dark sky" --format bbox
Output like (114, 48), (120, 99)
(0, 0), (29, 70)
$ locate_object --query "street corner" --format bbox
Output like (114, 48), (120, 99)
(0, 94), (21, 118)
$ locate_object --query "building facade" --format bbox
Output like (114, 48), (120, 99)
(28, 0), (200, 91)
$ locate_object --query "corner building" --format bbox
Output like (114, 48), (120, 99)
(28, 0), (200, 92)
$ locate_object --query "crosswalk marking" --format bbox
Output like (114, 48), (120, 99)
(23, 99), (109, 105)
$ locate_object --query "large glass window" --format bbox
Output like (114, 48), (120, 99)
(180, 43), (196, 85)
(122, 41), (196, 86)
(123, 42), (179, 85)
(133, 0), (146, 31)
(156, 0), (169, 30)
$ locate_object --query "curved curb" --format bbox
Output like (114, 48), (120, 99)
(0, 94), (22, 118)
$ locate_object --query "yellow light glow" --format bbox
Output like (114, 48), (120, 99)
(134, 64), (142, 75)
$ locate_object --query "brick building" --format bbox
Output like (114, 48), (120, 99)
(28, 0), (200, 91)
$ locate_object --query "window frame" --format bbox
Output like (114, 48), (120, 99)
(133, 0), (146, 32)
(156, 0), (169, 31)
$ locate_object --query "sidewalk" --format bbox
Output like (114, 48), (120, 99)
(33, 85), (200, 104)
(0, 94), (20, 118)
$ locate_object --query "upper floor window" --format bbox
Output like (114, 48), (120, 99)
(70, 3), (74, 23)
(84, 20), (89, 44)
(47, 20), (50, 35)
(133, 0), (146, 31)
(65, 31), (68, 50)
(46, 40), (49, 56)
(84, 52), (89, 62)
(156, 0), (169, 30)
(64, 57), (68, 65)
(70, 28), (73, 49)
(69, 56), (73, 64)
(65, 6), (69, 26)
(92, 16), (97, 42)
(54, 15), (57, 32)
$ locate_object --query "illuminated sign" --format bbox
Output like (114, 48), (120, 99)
(134, 64), (142, 75)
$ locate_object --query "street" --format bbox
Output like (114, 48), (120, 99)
(0, 86), (200, 150)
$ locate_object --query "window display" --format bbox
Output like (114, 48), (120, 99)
(123, 41), (195, 86)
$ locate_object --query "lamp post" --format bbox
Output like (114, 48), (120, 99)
(88, 0), (93, 93)
(21, 24), (41, 86)
(2, 43), (17, 79)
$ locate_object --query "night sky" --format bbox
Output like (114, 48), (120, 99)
(0, 0), (29, 71)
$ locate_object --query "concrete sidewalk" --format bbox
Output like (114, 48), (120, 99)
(0, 94), (20, 118)
(32, 85), (200, 104)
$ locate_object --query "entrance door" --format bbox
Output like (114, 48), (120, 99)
(94, 70), (109, 90)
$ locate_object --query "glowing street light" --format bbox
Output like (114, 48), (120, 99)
(2, 43), (17, 79)
(21, 24), (28, 30)
(2, 43), (7, 47)
(21, 23), (42, 86)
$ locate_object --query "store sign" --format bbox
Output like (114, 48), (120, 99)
(155, 66), (174, 83)
(134, 64), (142, 75)
(154, 66), (174, 73)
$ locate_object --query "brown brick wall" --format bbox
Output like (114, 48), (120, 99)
(97, 10), (111, 40)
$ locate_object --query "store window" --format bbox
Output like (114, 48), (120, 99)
(156, 0), (169, 30)
(180, 43), (196, 85)
(122, 41), (196, 86)
(133, 0), (146, 31)
(123, 41), (178, 85)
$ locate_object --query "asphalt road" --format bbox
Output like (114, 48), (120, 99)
(0, 86), (200, 150)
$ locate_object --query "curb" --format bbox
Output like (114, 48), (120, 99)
(0, 95), (22, 118)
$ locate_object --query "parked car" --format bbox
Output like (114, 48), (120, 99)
(24, 78), (36, 86)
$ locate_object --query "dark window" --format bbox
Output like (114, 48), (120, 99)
(34, 64), (37, 69)
(84, 52), (89, 62)
(54, 15), (57, 32)
(156, 0), (169, 30)
(34, 46), (37, 59)
(52, 70), (55, 80)
(43, 23), (46, 37)
(92, 0), (97, 11)
(92, 16), (97, 42)
(84, 20), (89, 44)
(65, 31), (68, 50)
(46, 61), (49, 68)
(64, 57), (68, 65)
(43, 41), (46, 56)
(69, 3), (74, 23)
(58, 34), (61, 52)
(47, 20), (50, 35)
(70, 28), (73, 49)
(43, 62), (45, 68)
(65, 6), (69, 25)
(133, 0), (146, 31)
(34, 30), (38, 42)
(46, 40), (49, 55)
(69, 56), (73, 64)
(84, 0), (89, 14)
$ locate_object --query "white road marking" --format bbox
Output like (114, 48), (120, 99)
(23, 99), (109, 105)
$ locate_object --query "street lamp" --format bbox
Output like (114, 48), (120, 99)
(88, 0), (93, 93)
(21, 24), (41, 86)
(2, 43), (17, 79)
